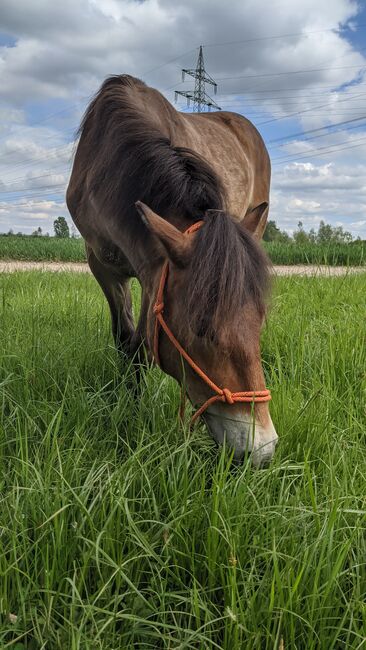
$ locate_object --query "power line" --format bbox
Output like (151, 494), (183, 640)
(0, 145), (74, 177)
(203, 24), (366, 48)
(0, 199), (65, 209)
(177, 84), (366, 129)
(6, 127), (366, 195)
(1, 28), (365, 209)
(0, 106), (85, 146)
(272, 137), (366, 165)
(274, 120), (366, 148)
(255, 89), (366, 126)
(142, 48), (198, 77)
(1, 187), (66, 196)
(215, 92), (366, 103)
(216, 82), (366, 94)
(4, 113), (366, 189)
(272, 133), (366, 162)
(2, 25), (365, 145)
(4, 87), (365, 174)
(0, 132), (76, 164)
(268, 115), (366, 143)
(6, 121), (366, 189)
(212, 63), (366, 83)
(2, 41), (364, 148)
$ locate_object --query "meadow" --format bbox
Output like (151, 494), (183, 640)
(0, 271), (365, 649)
(0, 236), (86, 263)
(0, 234), (365, 266)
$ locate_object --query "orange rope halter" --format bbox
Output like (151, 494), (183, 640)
(153, 221), (271, 424)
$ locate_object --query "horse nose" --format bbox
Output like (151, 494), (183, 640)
(202, 410), (278, 467)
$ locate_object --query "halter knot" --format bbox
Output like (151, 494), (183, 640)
(222, 388), (235, 404)
(153, 302), (164, 315)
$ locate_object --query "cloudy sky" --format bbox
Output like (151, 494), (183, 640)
(0, 0), (366, 237)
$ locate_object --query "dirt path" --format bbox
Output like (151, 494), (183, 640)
(0, 261), (365, 275)
(272, 265), (365, 276)
(0, 260), (366, 276)
(0, 261), (90, 273)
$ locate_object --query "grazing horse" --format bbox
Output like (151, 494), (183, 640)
(66, 74), (278, 466)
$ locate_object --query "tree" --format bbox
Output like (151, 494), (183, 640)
(53, 216), (70, 238)
(317, 220), (352, 244)
(263, 220), (281, 242)
(31, 226), (43, 237)
(293, 221), (310, 245)
(316, 220), (334, 244)
(291, 219), (354, 245)
(308, 228), (317, 244)
(263, 219), (291, 242)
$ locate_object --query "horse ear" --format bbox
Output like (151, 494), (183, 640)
(135, 201), (191, 267)
(242, 202), (269, 240)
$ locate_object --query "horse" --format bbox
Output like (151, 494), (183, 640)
(66, 74), (278, 466)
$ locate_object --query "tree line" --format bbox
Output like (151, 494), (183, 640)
(264, 219), (358, 244)
(4, 217), (74, 238)
(2, 217), (361, 244)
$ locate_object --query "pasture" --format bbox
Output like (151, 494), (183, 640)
(0, 234), (365, 267)
(0, 271), (365, 649)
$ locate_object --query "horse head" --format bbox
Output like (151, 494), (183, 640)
(136, 201), (278, 467)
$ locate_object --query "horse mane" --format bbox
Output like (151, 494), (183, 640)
(181, 210), (270, 342)
(78, 75), (269, 340)
(77, 74), (224, 227)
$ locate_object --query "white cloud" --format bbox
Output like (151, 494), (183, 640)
(0, 199), (70, 234)
(271, 160), (366, 237)
(0, 0), (365, 235)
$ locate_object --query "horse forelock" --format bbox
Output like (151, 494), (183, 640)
(178, 211), (270, 345)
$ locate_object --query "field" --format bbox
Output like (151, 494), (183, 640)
(0, 271), (365, 649)
(0, 235), (365, 266)
(264, 240), (365, 266)
(0, 236), (86, 263)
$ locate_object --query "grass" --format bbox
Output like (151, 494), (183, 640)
(0, 234), (365, 266)
(0, 271), (365, 649)
(0, 236), (86, 263)
(264, 240), (366, 266)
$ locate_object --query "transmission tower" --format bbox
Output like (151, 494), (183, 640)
(175, 46), (221, 113)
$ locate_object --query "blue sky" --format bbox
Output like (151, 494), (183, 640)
(0, 0), (365, 237)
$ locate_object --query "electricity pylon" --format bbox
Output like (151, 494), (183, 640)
(175, 46), (221, 112)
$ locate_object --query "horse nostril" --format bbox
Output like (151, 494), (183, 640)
(231, 450), (251, 465)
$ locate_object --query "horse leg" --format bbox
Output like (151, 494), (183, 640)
(87, 248), (135, 357)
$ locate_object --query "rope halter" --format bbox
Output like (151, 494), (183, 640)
(152, 221), (271, 424)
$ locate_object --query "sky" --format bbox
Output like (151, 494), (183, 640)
(0, 0), (366, 237)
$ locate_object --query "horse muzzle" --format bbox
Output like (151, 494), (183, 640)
(202, 408), (278, 467)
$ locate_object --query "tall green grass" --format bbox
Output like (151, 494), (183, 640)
(0, 235), (365, 266)
(263, 240), (366, 266)
(0, 236), (86, 262)
(0, 271), (365, 649)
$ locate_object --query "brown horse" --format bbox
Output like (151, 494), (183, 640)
(66, 74), (278, 466)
